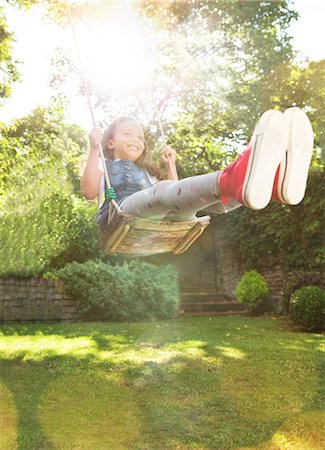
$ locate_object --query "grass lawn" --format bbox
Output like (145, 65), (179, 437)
(0, 316), (324, 450)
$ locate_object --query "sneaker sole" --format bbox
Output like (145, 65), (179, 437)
(242, 110), (288, 209)
(277, 107), (314, 205)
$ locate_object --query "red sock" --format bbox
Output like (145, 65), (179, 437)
(218, 143), (251, 204)
(271, 166), (281, 202)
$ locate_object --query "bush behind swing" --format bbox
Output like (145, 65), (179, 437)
(52, 260), (179, 322)
(234, 270), (269, 314)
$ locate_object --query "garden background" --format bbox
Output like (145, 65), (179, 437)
(0, 0), (324, 282)
(0, 2), (324, 449)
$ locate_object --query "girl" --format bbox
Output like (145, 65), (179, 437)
(80, 108), (314, 233)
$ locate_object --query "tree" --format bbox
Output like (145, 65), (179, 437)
(5, 2), (298, 164)
(0, 100), (85, 209)
(149, 1), (299, 176)
(259, 59), (325, 156)
(224, 163), (325, 271)
(0, 6), (19, 100)
(1, 1), (44, 100)
(0, 101), (99, 276)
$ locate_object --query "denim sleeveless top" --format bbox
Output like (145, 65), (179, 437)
(96, 159), (153, 227)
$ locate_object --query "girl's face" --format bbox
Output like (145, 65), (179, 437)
(107, 120), (145, 161)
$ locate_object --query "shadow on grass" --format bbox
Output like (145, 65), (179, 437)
(0, 318), (324, 449)
(0, 358), (56, 450)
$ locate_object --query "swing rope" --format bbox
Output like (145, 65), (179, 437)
(155, 103), (178, 181)
(66, 2), (122, 219)
(66, 1), (179, 224)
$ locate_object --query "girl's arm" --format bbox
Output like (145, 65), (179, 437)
(162, 145), (178, 180)
(80, 129), (103, 199)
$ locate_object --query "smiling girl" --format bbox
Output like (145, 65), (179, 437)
(81, 109), (314, 233)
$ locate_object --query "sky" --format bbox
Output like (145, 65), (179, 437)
(1, 0), (325, 130)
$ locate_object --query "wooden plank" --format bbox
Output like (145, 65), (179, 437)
(131, 216), (210, 232)
(98, 215), (211, 256)
(117, 246), (173, 255)
(103, 222), (130, 253)
(98, 214), (133, 250)
(131, 220), (193, 232)
(173, 219), (210, 254)
(173, 223), (204, 255)
(118, 236), (177, 254)
(129, 227), (187, 237)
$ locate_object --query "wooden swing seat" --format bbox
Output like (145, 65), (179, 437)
(97, 214), (211, 256)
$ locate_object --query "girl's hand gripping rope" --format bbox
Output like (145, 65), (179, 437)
(162, 145), (177, 165)
(89, 128), (104, 151)
(162, 145), (178, 180)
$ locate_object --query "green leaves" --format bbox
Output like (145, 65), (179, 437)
(0, 8), (19, 100)
(53, 260), (179, 322)
(290, 286), (325, 332)
(234, 269), (269, 313)
(225, 166), (325, 272)
(0, 102), (98, 276)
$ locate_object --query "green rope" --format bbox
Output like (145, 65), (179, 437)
(105, 187), (116, 202)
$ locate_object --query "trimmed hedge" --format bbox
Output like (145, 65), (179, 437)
(290, 286), (325, 332)
(281, 269), (324, 312)
(52, 260), (179, 322)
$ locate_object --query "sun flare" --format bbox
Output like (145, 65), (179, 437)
(72, 6), (154, 94)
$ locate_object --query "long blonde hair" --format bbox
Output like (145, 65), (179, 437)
(102, 116), (164, 180)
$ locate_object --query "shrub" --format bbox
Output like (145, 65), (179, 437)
(52, 259), (179, 322)
(289, 286), (325, 332)
(234, 270), (269, 313)
(281, 269), (324, 312)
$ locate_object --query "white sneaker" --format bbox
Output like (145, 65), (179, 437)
(242, 109), (289, 209)
(275, 107), (314, 205)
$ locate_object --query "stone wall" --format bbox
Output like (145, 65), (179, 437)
(0, 277), (80, 323)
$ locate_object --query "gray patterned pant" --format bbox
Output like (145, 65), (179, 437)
(119, 171), (241, 221)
